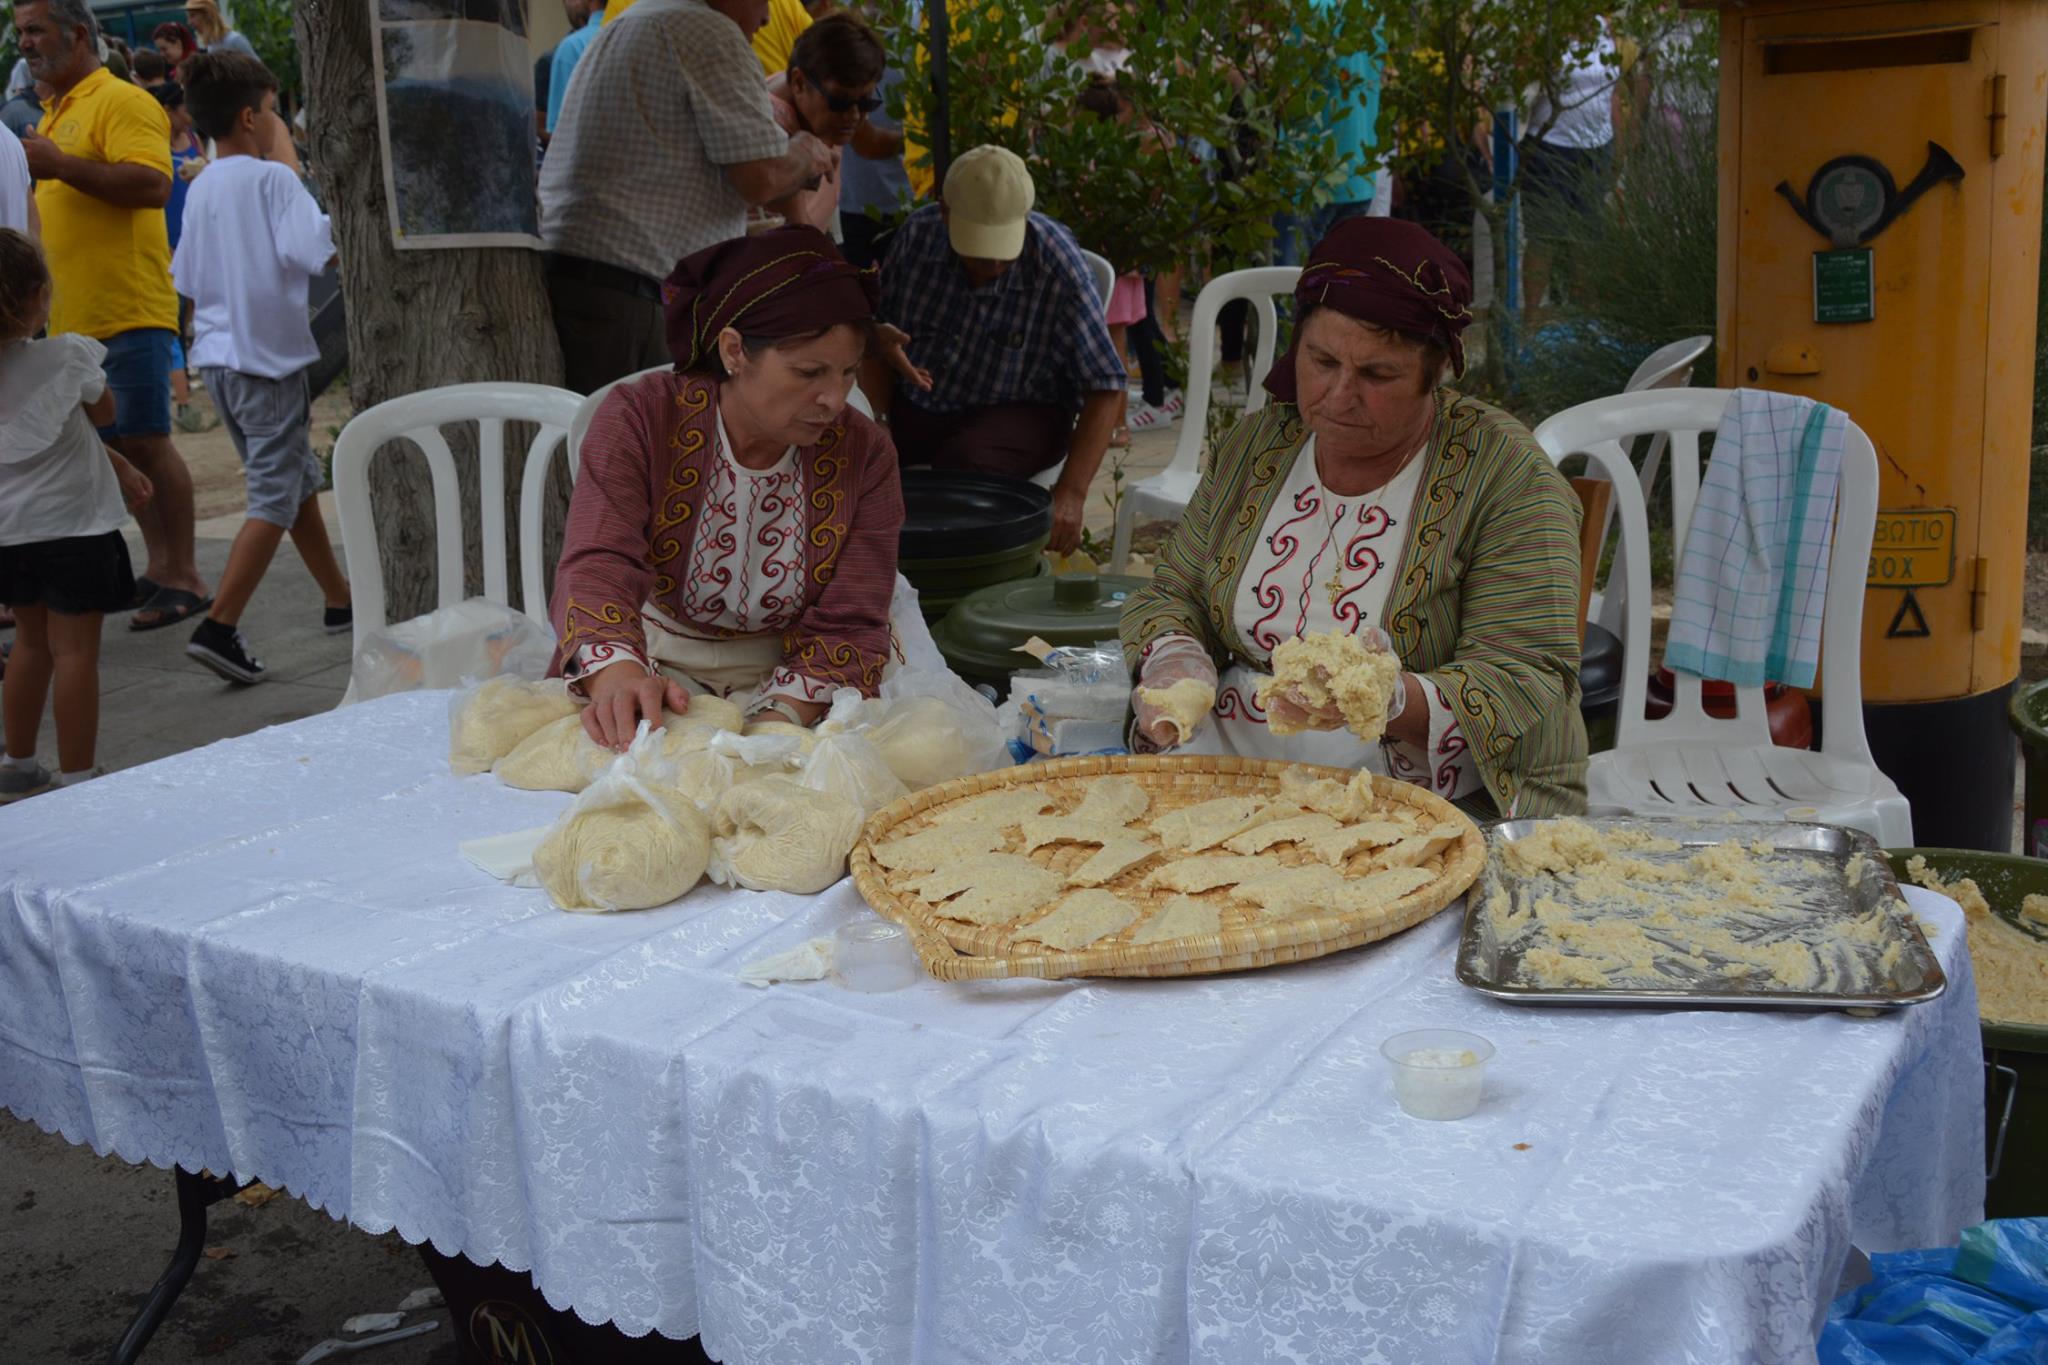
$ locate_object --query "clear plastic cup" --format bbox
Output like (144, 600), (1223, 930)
(831, 920), (922, 993)
(1381, 1028), (1495, 1120)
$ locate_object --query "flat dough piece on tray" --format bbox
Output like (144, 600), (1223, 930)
(1020, 814), (1122, 851)
(1144, 853), (1281, 893)
(1304, 820), (1410, 866)
(1230, 865), (1347, 918)
(872, 822), (1007, 871)
(1070, 775), (1151, 827)
(938, 864), (1066, 925)
(1224, 812), (1343, 855)
(926, 789), (1056, 831)
(1018, 889), (1142, 949)
(1334, 865), (1435, 912)
(1065, 838), (1160, 888)
(906, 852), (1045, 904)
(1131, 895), (1223, 944)
(1373, 824), (1465, 871)
(1152, 797), (1303, 853)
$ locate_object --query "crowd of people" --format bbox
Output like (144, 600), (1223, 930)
(0, 0), (1646, 807)
(0, 0), (342, 798)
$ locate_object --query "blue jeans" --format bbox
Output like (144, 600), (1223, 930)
(93, 327), (176, 439)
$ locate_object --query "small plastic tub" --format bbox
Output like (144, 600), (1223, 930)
(1381, 1028), (1495, 1120)
(831, 920), (922, 993)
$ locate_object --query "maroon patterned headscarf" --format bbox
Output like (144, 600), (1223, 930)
(1263, 218), (1475, 403)
(662, 226), (879, 373)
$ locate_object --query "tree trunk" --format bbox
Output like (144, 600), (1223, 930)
(296, 0), (565, 626)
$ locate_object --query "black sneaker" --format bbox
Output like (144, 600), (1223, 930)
(323, 604), (353, 635)
(186, 618), (267, 685)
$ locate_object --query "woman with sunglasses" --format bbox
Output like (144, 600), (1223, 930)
(762, 12), (885, 236)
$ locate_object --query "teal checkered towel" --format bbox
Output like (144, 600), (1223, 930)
(1665, 389), (1846, 690)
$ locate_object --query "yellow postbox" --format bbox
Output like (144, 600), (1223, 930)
(1717, 0), (2048, 849)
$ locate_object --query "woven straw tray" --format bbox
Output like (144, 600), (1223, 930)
(848, 754), (1486, 981)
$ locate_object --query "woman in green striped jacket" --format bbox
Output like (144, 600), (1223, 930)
(1120, 218), (1588, 818)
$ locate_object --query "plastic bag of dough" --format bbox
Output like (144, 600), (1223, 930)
(665, 693), (745, 740)
(449, 676), (580, 775)
(669, 729), (809, 812)
(534, 723), (711, 913)
(829, 670), (1007, 791)
(493, 713), (614, 793)
(742, 719), (821, 755)
(708, 775), (865, 895)
(801, 732), (908, 818)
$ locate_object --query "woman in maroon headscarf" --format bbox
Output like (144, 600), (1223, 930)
(552, 227), (904, 748)
(1120, 218), (1588, 817)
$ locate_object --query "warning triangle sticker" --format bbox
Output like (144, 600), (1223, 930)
(1885, 591), (1930, 639)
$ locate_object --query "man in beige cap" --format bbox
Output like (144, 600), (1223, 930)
(860, 143), (1126, 555)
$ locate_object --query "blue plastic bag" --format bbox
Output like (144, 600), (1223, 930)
(1819, 1220), (2048, 1365)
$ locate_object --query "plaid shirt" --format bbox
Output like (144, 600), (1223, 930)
(880, 206), (1127, 414)
(538, 0), (790, 280)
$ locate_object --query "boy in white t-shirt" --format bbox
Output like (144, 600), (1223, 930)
(171, 51), (350, 685)
(0, 122), (36, 238)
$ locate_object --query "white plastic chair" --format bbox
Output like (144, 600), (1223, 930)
(332, 383), (584, 664)
(1108, 266), (1299, 570)
(1534, 388), (1910, 844)
(1079, 249), (1115, 305)
(1557, 335), (1712, 639)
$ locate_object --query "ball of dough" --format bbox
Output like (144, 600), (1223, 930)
(670, 693), (745, 735)
(449, 677), (579, 775)
(534, 780), (711, 913)
(493, 713), (614, 793)
(865, 696), (987, 790)
(801, 732), (908, 817)
(711, 776), (865, 894)
(743, 719), (821, 755)
(1256, 634), (1401, 740)
(1135, 676), (1216, 746)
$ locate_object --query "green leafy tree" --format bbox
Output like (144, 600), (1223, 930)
(235, 0), (302, 109)
(864, 0), (1376, 277)
(1378, 0), (1692, 396)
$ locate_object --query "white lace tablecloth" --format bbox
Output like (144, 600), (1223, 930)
(0, 692), (1985, 1364)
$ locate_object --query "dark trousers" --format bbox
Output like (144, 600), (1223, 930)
(889, 398), (1072, 480)
(840, 211), (892, 271)
(546, 272), (669, 395)
(1129, 278), (1167, 407)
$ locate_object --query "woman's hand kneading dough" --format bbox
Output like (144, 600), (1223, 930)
(582, 664), (695, 751)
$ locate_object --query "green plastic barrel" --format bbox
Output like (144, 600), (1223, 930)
(932, 572), (1146, 695)
(2010, 682), (2048, 859)
(1885, 848), (2048, 1218)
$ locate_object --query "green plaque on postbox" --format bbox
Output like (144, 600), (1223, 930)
(1813, 248), (1874, 324)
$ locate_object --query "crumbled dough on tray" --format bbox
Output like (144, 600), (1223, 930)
(1906, 857), (2048, 1026)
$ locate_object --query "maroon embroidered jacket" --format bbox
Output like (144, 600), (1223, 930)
(550, 370), (905, 695)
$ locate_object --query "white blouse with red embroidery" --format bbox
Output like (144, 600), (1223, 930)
(1150, 437), (1479, 800)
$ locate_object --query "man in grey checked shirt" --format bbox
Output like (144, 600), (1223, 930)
(538, 0), (838, 393)
(859, 145), (1126, 557)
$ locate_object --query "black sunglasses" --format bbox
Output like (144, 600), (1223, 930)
(800, 70), (883, 115)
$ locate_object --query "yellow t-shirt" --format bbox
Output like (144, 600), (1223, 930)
(36, 68), (178, 340)
(750, 0), (814, 78)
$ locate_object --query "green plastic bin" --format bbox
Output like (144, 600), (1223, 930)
(2010, 682), (2048, 859)
(1885, 848), (2048, 1218)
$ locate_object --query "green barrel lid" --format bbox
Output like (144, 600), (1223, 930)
(932, 573), (1146, 687)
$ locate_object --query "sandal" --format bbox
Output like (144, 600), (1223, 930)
(130, 587), (213, 632)
(129, 576), (162, 611)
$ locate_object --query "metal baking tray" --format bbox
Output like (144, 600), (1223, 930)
(1456, 817), (1946, 1011)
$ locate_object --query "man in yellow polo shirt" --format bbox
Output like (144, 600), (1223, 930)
(18, 0), (210, 628)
